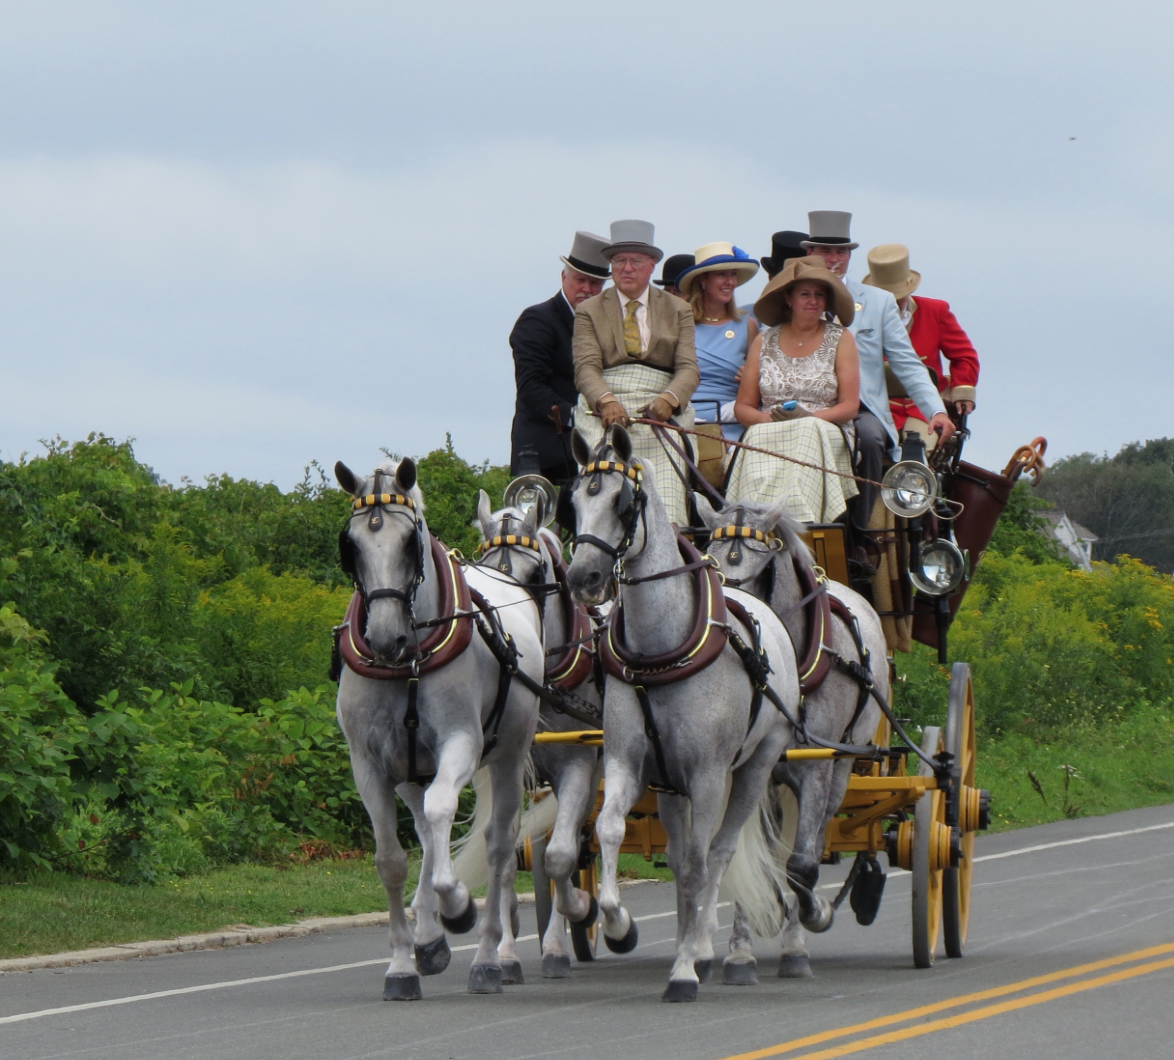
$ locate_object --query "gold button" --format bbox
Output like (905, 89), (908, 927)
(725, 330), (735, 339)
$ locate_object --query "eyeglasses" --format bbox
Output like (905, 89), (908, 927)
(611, 255), (652, 268)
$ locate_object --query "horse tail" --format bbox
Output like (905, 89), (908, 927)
(720, 781), (798, 938)
(452, 765), (561, 890)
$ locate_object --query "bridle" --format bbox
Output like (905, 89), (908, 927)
(339, 472), (426, 617)
(571, 458), (647, 569)
(709, 507), (784, 587)
(475, 509), (543, 579)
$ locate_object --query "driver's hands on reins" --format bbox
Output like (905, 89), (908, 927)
(928, 411), (956, 443)
(643, 395), (675, 423)
(599, 398), (631, 429)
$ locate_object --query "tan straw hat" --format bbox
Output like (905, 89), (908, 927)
(675, 241), (760, 297)
(753, 256), (855, 327)
(861, 243), (921, 300)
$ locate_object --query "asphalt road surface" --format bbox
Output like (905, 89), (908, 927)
(4, 804), (1173, 1060)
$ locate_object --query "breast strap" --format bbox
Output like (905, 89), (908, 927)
(600, 534), (728, 687)
(793, 555), (836, 695)
(338, 534), (474, 680)
(541, 536), (596, 692)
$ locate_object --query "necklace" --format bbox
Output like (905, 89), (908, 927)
(703, 315), (724, 323)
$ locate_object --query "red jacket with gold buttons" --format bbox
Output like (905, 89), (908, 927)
(890, 295), (979, 429)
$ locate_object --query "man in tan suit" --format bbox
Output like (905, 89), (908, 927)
(573, 219), (698, 429)
(571, 219), (698, 523)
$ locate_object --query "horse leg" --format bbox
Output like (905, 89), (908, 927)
(468, 756), (525, 994)
(773, 773), (820, 977)
(352, 765), (420, 1000)
(785, 761), (837, 934)
(396, 783), (452, 978)
(595, 757), (641, 953)
(496, 852), (524, 984)
(542, 755), (599, 977)
(663, 771), (725, 1002)
(725, 905), (759, 985)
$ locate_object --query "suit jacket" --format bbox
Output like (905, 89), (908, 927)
(572, 285), (698, 411)
(509, 292), (577, 474)
(891, 295), (980, 428)
(844, 278), (946, 454)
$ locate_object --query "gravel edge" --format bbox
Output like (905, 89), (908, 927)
(0, 879), (655, 973)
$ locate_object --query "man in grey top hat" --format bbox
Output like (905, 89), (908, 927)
(509, 231), (610, 483)
(803, 211), (955, 527)
(571, 219), (698, 524)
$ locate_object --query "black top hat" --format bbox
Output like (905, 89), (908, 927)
(653, 253), (695, 288)
(760, 231), (809, 278)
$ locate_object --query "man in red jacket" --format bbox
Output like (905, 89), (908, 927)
(862, 244), (979, 449)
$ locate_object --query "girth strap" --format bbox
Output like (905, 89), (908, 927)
(634, 683), (683, 797)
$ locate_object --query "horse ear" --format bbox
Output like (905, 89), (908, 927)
(396, 457), (417, 492)
(571, 428), (592, 469)
(520, 501), (539, 538)
(335, 461), (359, 496)
(693, 491), (722, 529)
(764, 497), (790, 533)
(476, 489), (494, 538)
(609, 424), (633, 464)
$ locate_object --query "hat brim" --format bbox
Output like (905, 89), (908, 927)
(676, 259), (759, 297)
(861, 269), (920, 300)
(601, 242), (664, 263)
(754, 266), (855, 328)
(800, 239), (859, 251)
(560, 255), (610, 279)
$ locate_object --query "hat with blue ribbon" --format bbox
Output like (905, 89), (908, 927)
(675, 242), (760, 297)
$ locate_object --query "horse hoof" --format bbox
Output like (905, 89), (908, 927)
(694, 959), (713, 983)
(500, 959), (524, 985)
(440, 895), (478, 935)
(414, 935), (451, 976)
(604, 918), (639, 954)
(382, 974), (422, 1001)
(802, 902), (834, 934)
(778, 955), (813, 979)
(662, 979), (699, 1002)
(468, 964), (503, 994)
(542, 953), (572, 978)
(722, 961), (758, 986)
(571, 894), (599, 929)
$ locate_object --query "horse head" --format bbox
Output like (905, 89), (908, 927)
(566, 425), (646, 606)
(335, 457), (428, 665)
(696, 493), (811, 596)
(475, 490), (546, 589)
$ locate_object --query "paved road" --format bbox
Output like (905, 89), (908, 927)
(4, 804), (1173, 1060)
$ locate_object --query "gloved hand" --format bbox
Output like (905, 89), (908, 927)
(643, 396), (675, 422)
(599, 399), (631, 429)
(719, 400), (738, 423)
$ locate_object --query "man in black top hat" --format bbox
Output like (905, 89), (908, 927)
(760, 230), (809, 279)
(653, 253), (695, 299)
(509, 231), (610, 483)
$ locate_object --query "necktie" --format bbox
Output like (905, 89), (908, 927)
(623, 300), (642, 357)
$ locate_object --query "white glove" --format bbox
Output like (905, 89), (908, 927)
(719, 400), (738, 423)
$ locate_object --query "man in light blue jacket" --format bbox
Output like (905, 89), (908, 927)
(802, 211), (955, 527)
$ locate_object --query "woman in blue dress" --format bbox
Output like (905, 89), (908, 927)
(675, 243), (760, 440)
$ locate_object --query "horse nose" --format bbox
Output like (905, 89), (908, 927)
(571, 567), (603, 603)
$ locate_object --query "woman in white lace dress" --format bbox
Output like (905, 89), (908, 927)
(726, 257), (861, 523)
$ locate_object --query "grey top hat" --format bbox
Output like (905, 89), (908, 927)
(560, 231), (611, 279)
(602, 219), (664, 263)
(800, 211), (859, 250)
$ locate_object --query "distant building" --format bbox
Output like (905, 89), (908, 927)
(1039, 510), (1099, 571)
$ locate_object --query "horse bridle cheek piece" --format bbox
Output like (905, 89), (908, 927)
(572, 459), (646, 571)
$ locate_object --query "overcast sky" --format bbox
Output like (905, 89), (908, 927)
(1, 1), (1169, 488)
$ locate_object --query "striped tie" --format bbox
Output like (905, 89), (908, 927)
(623, 300), (642, 357)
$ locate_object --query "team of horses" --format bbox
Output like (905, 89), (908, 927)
(333, 424), (888, 1002)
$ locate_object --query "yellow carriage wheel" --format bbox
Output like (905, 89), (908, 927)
(944, 662), (984, 958)
(912, 725), (948, 968)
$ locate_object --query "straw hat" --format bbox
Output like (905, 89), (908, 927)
(861, 243), (921, 300)
(675, 242), (759, 297)
(753, 256), (855, 327)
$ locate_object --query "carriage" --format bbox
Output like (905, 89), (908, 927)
(518, 418), (1049, 970)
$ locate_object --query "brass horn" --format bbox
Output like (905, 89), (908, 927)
(502, 474), (559, 529)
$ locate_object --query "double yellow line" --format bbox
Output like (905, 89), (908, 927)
(719, 942), (1174, 1060)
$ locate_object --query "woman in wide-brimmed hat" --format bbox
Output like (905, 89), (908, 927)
(725, 257), (861, 523)
(674, 242), (760, 440)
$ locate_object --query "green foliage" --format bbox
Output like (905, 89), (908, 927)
(986, 482), (1070, 566)
(414, 434), (512, 555)
(1039, 436), (1174, 572)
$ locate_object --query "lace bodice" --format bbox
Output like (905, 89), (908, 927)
(758, 322), (843, 411)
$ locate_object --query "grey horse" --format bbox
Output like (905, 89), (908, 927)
(565, 426), (798, 1001)
(697, 496), (889, 978)
(333, 459), (543, 999)
(473, 494), (603, 978)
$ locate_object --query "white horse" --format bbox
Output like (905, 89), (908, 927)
(565, 426), (798, 1001)
(333, 459), (543, 999)
(473, 493), (604, 978)
(699, 497), (889, 977)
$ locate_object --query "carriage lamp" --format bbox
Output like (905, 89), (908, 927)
(881, 461), (938, 519)
(503, 474), (560, 528)
(909, 538), (968, 597)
